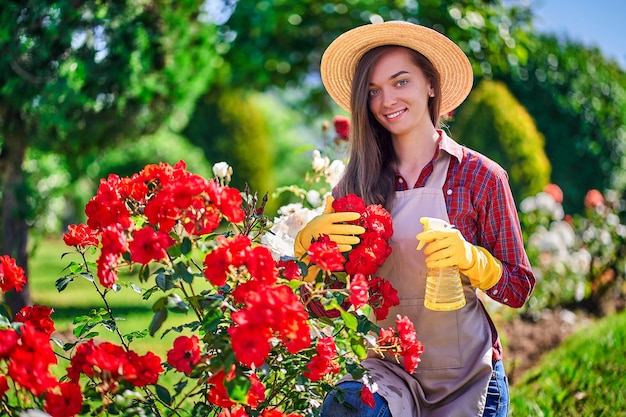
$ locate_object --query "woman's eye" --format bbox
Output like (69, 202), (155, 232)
(368, 89), (380, 97)
(397, 79), (408, 87)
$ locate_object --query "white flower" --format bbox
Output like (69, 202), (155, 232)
(212, 162), (231, 179)
(19, 411), (52, 417)
(306, 189), (322, 206)
(325, 159), (346, 188)
(520, 192), (564, 220)
(312, 150), (329, 172)
(260, 204), (324, 260)
(519, 195), (536, 213)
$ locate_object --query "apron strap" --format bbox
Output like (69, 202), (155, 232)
(425, 152), (451, 190)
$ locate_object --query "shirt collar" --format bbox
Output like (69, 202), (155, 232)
(436, 129), (463, 163)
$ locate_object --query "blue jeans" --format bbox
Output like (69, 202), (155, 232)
(483, 360), (510, 417)
(321, 381), (391, 417)
(320, 360), (509, 417)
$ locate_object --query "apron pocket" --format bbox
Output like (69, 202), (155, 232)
(381, 298), (462, 370)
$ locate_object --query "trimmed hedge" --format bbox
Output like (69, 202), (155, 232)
(451, 80), (551, 202)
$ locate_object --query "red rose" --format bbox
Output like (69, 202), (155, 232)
(361, 385), (376, 408)
(44, 382), (83, 417)
(129, 226), (175, 265)
(348, 273), (369, 308)
(332, 193), (367, 215)
(167, 335), (202, 375)
(307, 235), (345, 272)
(14, 305), (55, 337)
(63, 223), (99, 248)
(0, 255), (27, 293)
(333, 116), (350, 140)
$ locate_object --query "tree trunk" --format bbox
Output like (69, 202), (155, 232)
(0, 111), (31, 318)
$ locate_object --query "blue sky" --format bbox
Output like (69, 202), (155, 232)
(530, 0), (626, 69)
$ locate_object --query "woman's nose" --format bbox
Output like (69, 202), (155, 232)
(382, 90), (397, 108)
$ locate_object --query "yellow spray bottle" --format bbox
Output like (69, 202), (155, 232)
(419, 217), (466, 311)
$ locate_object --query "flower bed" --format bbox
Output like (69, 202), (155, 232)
(0, 159), (421, 417)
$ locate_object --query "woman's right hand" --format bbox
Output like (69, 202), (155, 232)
(294, 196), (365, 259)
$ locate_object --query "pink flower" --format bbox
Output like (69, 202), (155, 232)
(584, 189), (604, 208)
(543, 183), (563, 204)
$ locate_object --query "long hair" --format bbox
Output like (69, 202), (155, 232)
(335, 46), (442, 208)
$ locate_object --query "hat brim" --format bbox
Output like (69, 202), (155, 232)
(321, 21), (473, 116)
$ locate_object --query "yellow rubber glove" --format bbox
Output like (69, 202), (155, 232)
(416, 223), (503, 291)
(294, 196), (365, 258)
(294, 196), (365, 282)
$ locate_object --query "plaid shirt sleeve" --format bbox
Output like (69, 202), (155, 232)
(445, 147), (536, 308)
(395, 134), (535, 361)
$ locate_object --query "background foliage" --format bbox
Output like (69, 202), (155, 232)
(451, 79), (551, 202)
(502, 34), (626, 213)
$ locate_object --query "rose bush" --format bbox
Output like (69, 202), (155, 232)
(0, 155), (422, 416)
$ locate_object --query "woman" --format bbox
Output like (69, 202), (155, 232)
(295, 21), (535, 416)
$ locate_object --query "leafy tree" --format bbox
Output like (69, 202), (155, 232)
(501, 34), (626, 213)
(215, 0), (534, 112)
(184, 0), (536, 213)
(0, 0), (219, 314)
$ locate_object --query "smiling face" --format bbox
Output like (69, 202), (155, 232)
(367, 47), (435, 139)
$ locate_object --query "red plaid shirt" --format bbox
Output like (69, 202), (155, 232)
(395, 131), (536, 361)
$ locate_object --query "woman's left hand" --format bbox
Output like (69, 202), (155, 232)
(416, 229), (503, 290)
(416, 228), (473, 270)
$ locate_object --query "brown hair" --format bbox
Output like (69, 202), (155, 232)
(335, 46), (442, 207)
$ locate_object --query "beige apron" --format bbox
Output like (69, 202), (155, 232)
(363, 152), (492, 417)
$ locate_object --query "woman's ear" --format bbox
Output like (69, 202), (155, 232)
(429, 85), (435, 97)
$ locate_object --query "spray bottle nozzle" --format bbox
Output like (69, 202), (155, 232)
(419, 217), (455, 232)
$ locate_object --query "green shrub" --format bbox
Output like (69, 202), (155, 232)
(451, 80), (551, 202)
(183, 89), (276, 210)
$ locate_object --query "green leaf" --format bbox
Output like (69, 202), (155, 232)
(202, 306), (224, 333)
(156, 271), (176, 291)
(287, 279), (305, 291)
(191, 403), (212, 417)
(79, 272), (94, 282)
(166, 293), (190, 314)
(155, 384), (172, 405)
(150, 308), (168, 336)
(225, 374), (250, 402)
(340, 310), (358, 331)
(174, 380), (189, 395)
(356, 313), (375, 334)
(142, 286), (160, 300)
(55, 276), (74, 292)
(350, 336), (367, 360)
(101, 319), (118, 332)
(139, 264), (151, 283)
(181, 237), (192, 255)
(174, 261), (195, 284)
(152, 296), (167, 312)
(124, 329), (149, 344)
(130, 283), (143, 294)
(346, 361), (367, 380)
(82, 331), (100, 339)
(63, 341), (79, 351)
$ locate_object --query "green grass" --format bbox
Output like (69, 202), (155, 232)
(27, 236), (195, 357)
(510, 309), (626, 416)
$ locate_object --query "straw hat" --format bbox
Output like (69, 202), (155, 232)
(320, 21), (473, 116)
